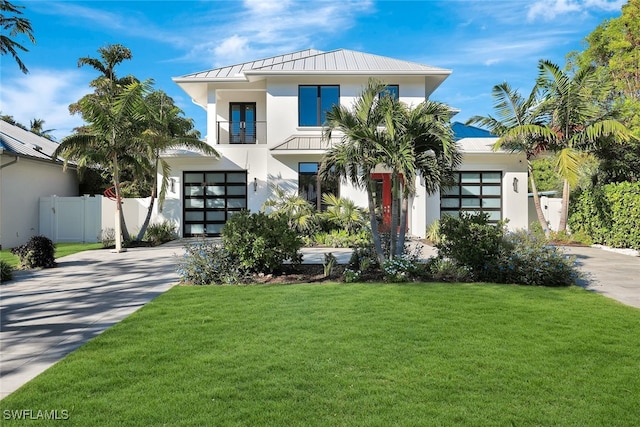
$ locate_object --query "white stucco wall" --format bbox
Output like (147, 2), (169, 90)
(0, 155), (78, 249)
(166, 74), (528, 239)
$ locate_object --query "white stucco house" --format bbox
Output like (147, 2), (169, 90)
(0, 120), (79, 249)
(158, 48), (527, 238)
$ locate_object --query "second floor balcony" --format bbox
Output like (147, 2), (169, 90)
(217, 121), (267, 145)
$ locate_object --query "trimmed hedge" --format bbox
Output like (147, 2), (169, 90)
(569, 182), (640, 250)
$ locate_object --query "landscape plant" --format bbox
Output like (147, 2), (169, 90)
(10, 235), (56, 269)
(176, 240), (248, 285)
(569, 181), (640, 249)
(1, 259), (13, 282)
(143, 220), (177, 246)
(323, 79), (460, 263)
(221, 210), (303, 273)
(436, 214), (582, 286)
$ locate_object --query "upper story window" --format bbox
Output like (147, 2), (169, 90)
(299, 85), (340, 127)
(380, 84), (399, 100)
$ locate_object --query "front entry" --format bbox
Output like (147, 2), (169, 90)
(183, 171), (247, 237)
(371, 173), (404, 231)
(230, 103), (256, 144)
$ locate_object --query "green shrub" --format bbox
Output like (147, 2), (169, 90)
(313, 229), (371, 248)
(422, 257), (472, 283)
(342, 268), (361, 283)
(177, 240), (249, 285)
(1, 260), (13, 282)
(11, 235), (56, 269)
(435, 215), (581, 286)
(320, 194), (369, 233)
(98, 228), (116, 248)
(436, 213), (505, 281)
(497, 231), (582, 287)
(222, 211), (303, 273)
(381, 256), (417, 283)
(144, 221), (177, 246)
(569, 182), (640, 250)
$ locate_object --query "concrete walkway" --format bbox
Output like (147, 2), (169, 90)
(1, 241), (638, 400)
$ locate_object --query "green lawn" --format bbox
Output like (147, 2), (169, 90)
(1, 242), (103, 268)
(1, 284), (639, 426)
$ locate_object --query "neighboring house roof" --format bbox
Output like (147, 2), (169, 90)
(0, 120), (62, 162)
(457, 138), (500, 153)
(174, 48), (451, 82)
(452, 122), (495, 141)
(451, 122), (505, 153)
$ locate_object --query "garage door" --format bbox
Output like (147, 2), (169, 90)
(183, 171), (247, 237)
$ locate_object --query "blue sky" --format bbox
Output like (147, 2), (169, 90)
(0, 0), (625, 141)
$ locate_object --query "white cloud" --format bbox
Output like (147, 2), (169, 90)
(527, 0), (625, 21)
(213, 35), (252, 66)
(183, 0), (375, 68)
(0, 69), (91, 141)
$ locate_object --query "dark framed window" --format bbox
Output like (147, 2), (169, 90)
(298, 162), (339, 210)
(440, 171), (502, 222)
(299, 85), (339, 126)
(380, 84), (399, 100)
(183, 171), (247, 237)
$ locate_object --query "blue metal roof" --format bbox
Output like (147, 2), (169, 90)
(452, 122), (495, 141)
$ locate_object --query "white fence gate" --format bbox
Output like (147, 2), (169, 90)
(39, 195), (102, 243)
(39, 195), (152, 243)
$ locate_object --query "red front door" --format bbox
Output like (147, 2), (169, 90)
(372, 173), (396, 229)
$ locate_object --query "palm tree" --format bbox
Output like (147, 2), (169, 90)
(323, 79), (460, 261)
(322, 80), (390, 264)
(466, 82), (551, 236)
(29, 118), (55, 140)
(54, 79), (151, 251)
(498, 60), (633, 232)
(0, 0), (35, 74)
(389, 100), (460, 256)
(134, 90), (219, 241)
(262, 185), (317, 234)
(63, 44), (139, 246)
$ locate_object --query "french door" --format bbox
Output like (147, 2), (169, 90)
(230, 103), (256, 144)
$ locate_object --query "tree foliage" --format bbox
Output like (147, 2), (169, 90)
(0, 0), (35, 74)
(322, 79), (459, 262)
(570, 0), (640, 183)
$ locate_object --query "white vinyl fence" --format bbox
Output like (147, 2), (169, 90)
(39, 195), (152, 243)
(528, 195), (563, 232)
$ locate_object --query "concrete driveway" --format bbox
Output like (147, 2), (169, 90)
(0, 242), (184, 400)
(563, 245), (640, 309)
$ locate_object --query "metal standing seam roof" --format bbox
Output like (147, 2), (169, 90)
(271, 135), (342, 152)
(175, 48), (451, 81)
(0, 120), (63, 161)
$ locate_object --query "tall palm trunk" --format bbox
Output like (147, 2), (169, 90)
(558, 179), (570, 232)
(529, 162), (550, 237)
(136, 156), (159, 241)
(137, 186), (156, 242)
(389, 173), (400, 260)
(397, 192), (409, 257)
(366, 179), (385, 265)
(112, 153), (130, 243)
